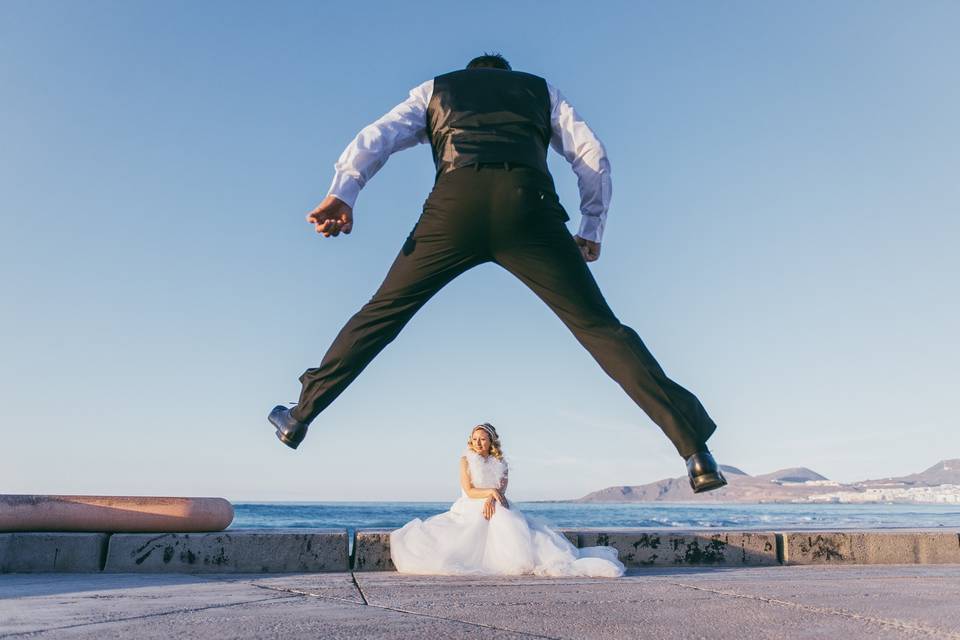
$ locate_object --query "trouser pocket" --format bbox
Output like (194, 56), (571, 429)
(518, 185), (570, 222)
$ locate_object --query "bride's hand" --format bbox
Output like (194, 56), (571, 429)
(490, 489), (509, 509)
(482, 497), (496, 520)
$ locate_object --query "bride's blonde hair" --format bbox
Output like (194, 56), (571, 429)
(468, 422), (504, 460)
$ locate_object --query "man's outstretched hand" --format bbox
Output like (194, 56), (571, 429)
(306, 196), (353, 237)
(573, 235), (601, 262)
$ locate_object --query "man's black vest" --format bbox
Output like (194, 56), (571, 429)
(426, 68), (552, 179)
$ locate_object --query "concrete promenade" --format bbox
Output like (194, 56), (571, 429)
(3, 565), (960, 639)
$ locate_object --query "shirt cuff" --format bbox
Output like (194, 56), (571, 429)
(577, 215), (604, 244)
(326, 171), (362, 209)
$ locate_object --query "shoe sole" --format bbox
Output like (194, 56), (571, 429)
(690, 473), (727, 494)
(275, 429), (301, 450)
(268, 407), (304, 450)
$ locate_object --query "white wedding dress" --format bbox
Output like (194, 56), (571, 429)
(389, 448), (625, 577)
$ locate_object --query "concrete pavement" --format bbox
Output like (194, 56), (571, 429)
(3, 565), (960, 639)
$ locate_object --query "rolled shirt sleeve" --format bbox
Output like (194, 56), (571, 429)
(326, 79), (433, 208)
(546, 81), (612, 244)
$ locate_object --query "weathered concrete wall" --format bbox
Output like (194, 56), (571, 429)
(104, 529), (348, 573)
(782, 531), (960, 565)
(353, 530), (394, 571)
(578, 529), (779, 567)
(0, 532), (108, 573)
(3, 529), (959, 572)
(560, 529), (579, 547)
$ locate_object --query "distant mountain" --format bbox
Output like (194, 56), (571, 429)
(754, 467), (828, 484)
(573, 459), (960, 504)
(862, 459), (960, 487)
(576, 465), (835, 503)
(718, 465), (750, 476)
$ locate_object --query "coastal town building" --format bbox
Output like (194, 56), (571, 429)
(796, 484), (960, 504)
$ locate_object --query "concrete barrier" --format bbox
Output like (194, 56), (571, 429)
(578, 529), (779, 567)
(0, 532), (108, 573)
(560, 529), (579, 547)
(104, 529), (348, 573)
(353, 530), (395, 571)
(3, 529), (959, 573)
(781, 530), (960, 565)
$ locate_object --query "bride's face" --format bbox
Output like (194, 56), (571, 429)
(470, 429), (491, 455)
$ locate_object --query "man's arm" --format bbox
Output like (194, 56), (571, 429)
(546, 81), (612, 260)
(307, 79), (433, 237)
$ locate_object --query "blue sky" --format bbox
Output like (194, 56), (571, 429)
(2, 1), (957, 502)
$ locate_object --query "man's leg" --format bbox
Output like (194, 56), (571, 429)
(290, 214), (483, 424)
(493, 216), (717, 458)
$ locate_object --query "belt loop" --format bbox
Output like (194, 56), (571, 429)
(504, 161), (510, 171)
(475, 162), (481, 172)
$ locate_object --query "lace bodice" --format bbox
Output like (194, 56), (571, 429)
(462, 447), (508, 490)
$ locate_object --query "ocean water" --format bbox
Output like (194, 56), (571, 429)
(231, 501), (960, 538)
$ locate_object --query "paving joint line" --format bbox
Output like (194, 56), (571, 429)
(218, 575), (555, 638)
(671, 581), (960, 639)
(350, 570), (370, 605)
(349, 573), (562, 639)
(0, 594), (300, 639)
(241, 581), (366, 606)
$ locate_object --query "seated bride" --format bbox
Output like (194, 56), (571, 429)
(390, 422), (625, 577)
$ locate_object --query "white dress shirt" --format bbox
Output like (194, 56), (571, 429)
(325, 78), (612, 243)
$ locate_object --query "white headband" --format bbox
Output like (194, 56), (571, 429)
(473, 423), (498, 439)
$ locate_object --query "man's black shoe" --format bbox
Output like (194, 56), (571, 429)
(268, 405), (309, 450)
(686, 450), (727, 493)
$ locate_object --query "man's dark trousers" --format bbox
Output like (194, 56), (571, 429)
(290, 162), (718, 458)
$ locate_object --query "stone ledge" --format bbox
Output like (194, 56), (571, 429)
(781, 530), (960, 565)
(104, 529), (348, 573)
(0, 532), (108, 573)
(4, 529), (959, 573)
(578, 529), (779, 567)
(353, 529), (394, 572)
